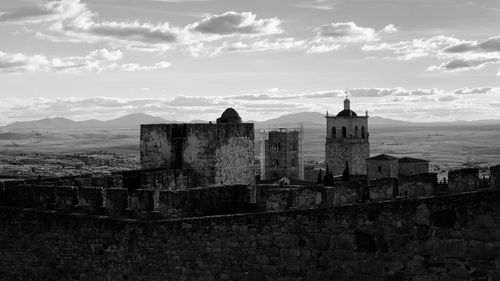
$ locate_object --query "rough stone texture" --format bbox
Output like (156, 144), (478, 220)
(325, 139), (369, 176)
(257, 185), (324, 211)
(368, 178), (396, 200)
(123, 168), (190, 191)
(215, 137), (255, 185)
(366, 158), (399, 179)
(325, 112), (369, 176)
(262, 130), (303, 181)
(448, 168), (479, 193)
(140, 123), (255, 187)
(105, 188), (128, 216)
(399, 173), (437, 198)
(398, 161), (429, 177)
(491, 165), (500, 189)
(55, 186), (78, 210)
(158, 185), (253, 218)
(78, 187), (104, 212)
(129, 189), (155, 214)
(2, 190), (500, 281)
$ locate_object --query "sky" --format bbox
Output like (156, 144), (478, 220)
(1, 0), (500, 125)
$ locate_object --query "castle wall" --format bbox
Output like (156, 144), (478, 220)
(491, 165), (500, 189)
(448, 168), (479, 193)
(398, 173), (437, 198)
(368, 178), (396, 200)
(2, 190), (500, 281)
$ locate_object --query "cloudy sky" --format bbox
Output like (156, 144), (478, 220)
(1, 0), (500, 124)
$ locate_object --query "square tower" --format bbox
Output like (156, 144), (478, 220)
(140, 108), (255, 187)
(325, 98), (370, 176)
(260, 128), (304, 181)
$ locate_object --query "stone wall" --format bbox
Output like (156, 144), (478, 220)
(398, 162), (429, 177)
(368, 178), (396, 200)
(1, 190), (500, 281)
(448, 168), (479, 193)
(491, 165), (500, 189)
(398, 173), (437, 198)
(256, 185), (325, 211)
(0, 184), (253, 219)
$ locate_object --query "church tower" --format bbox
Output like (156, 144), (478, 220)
(325, 95), (369, 176)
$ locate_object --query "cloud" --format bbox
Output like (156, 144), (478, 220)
(349, 87), (440, 97)
(3, 86), (500, 124)
(364, 34), (500, 73)
(1, 1), (284, 53)
(362, 35), (463, 60)
(214, 38), (306, 54)
(454, 87), (493, 95)
(296, 0), (339, 10)
(305, 44), (340, 54)
(191, 11), (282, 36)
(438, 95), (458, 102)
(313, 22), (378, 42)
(0, 48), (170, 73)
(427, 58), (499, 72)
(444, 36), (500, 53)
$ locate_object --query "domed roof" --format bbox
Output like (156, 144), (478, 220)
(337, 109), (357, 117)
(217, 108), (242, 124)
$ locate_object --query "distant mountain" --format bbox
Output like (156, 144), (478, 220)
(256, 112), (413, 128)
(3, 111), (500, 130)
(4, 113), (169, 130)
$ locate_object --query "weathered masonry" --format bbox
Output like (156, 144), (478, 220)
(325, 96), (369, 176)
(1, 189), (500, 281)
(261, 128), (304, 181)
(140, 108), (255, 187)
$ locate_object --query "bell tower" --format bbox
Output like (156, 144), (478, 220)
(325, 95), (369, 176)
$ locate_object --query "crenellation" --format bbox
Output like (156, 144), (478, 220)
(448, 168), (479, 193)
(491, 165), (500, 189)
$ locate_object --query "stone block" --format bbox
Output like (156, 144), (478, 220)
(32, 185), (56, 210)
(448, 168), (479, 193)
(129, 189), (155, 213)
(3, 185), (35, 208)
(490, 165), (500, 189)
(55, 186), (78, 210)
(78, 187), (104, 212)
(105, 188), (128, 215)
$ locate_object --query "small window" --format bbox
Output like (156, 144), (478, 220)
(342, 127), (347, 138)
(354, 126), (359, 138)
(291, 156), (297, 167)
(331, 127), (336, 138)
(361, 127), (366, 139)
(378, 166), (382, 172)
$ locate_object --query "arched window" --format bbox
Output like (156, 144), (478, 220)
(290, 155), (296, 167)
(331, 127), (336, 138)
(272, 158), (279, 168)
(342, 127), (347, 138)
(361, 126), (366, 139)
(354, 126), (359, 138)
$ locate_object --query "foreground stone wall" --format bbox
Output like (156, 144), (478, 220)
(448, 168), (479, 193)
(3, 189), (500, 281)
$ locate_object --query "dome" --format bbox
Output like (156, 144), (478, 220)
(336, 109), (357, 117)
(217, 108), (242, 124)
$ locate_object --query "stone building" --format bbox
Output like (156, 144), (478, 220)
(366, 154), (399, 179)
(398, 157), (429, 176)
(325, 97), (370, 176)
(260, 128), (304, 180)
(140, 108), (255, 187)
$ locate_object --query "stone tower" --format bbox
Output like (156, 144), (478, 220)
(261, 128), (304, 181)
(325, 96), (369, 176)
